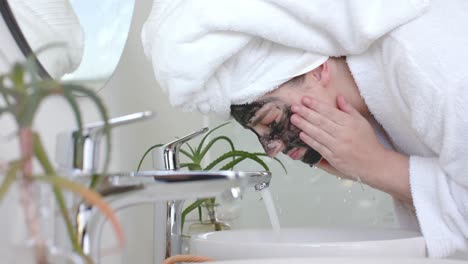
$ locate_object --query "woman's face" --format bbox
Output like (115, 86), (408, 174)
(231, 73), (333, 166)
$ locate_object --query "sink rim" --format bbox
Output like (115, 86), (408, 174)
(191, 227), (424, 247)
(189, 227), (427, 260)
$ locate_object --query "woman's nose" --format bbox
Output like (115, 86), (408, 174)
(261, 139), (284, 158)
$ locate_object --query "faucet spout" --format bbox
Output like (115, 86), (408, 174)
(242, 171), (272, 190)
(164, 170), (272, 258)
(73, 170), (271, 262)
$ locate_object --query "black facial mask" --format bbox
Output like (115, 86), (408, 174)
(231, 102), (322, 166)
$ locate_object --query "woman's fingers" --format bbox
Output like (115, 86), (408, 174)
(302, 97), (348, 125)
(291, 104), (339, 137)
(290, 96), (386, 179)
(297, 130), (333, 159)
(291, 114), (333, 156)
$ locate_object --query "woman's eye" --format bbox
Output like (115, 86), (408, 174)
(262, 112), (277, 126)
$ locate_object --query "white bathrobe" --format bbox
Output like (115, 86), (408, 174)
(346, 0), (468, 257)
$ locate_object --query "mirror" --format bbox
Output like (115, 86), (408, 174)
(0, 0), (135, 91)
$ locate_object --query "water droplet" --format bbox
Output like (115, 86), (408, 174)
(343, 198), (347, 203)
(357, 177), (365, 191)
(183, 245), (189, 253)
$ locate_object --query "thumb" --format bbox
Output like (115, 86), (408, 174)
(337, 95), (359, 116)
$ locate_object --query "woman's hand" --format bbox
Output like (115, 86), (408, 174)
(291, 95), (412, 203)
(290, 95), (386, 181)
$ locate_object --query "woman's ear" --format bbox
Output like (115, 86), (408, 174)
(308, 60), (331, 86)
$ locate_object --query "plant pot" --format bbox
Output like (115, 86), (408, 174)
(188, 220), (231, 235)
(187, 202), (236, 236)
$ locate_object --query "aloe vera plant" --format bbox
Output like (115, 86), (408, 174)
(0, 51), (123, 264)
(137, 122), (287, 234)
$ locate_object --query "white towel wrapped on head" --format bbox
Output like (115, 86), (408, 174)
(141, 0), (429, 117)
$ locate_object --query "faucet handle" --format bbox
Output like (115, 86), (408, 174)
(84, 111), (155, 136)
(56, 111), (156, 174)
(152, 127), (208, 170)
(162, 127), (208, 150)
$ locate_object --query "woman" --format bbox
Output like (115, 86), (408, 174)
(142, 0), (468, 257)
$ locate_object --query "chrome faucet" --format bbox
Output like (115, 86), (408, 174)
(55, 113), (272, 263)
(73, 169), (269, 262)
(152, 127), (208, 171)
(54, 111), (157, 255)
(55, 111), (155, 174)
(151, 128), (208, 258)
(151, 128), (272, 259)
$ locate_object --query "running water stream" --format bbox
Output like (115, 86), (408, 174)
(259, 188), (281, 231)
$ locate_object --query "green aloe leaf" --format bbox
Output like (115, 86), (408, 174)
(179, 148), (194, 161)
(19, 88), (45, 128)
(0, 161), (21, 203)
(199, 136), (235, 163)
(181, 199), (206, 231)
(0, 85), (22, 101)
(10, 63), (25, 92)
(24, 42), (65, 83)
(195, 122), (231, 157)
(2, 46), (115, 263)
(184, 142), (196, 157)
(219, 157), (247, 170)
(62, 87), (83, 132)
(24, 56), (40, 86)
(179, 163), (202, 170)
(31, 79), (62, 95)
(205, 150), (269, 171)
(36, 175), (125, 249)
(251, 152), (288, 174)
(136, 144), (163, 172)
(32, 132), (87, 258)
(0, 105), (14, 116)
(0, 85), (19, 118)
(197, 205), (203, 222)
(88, 174), (100, 193)
(64, 84), (111, 187)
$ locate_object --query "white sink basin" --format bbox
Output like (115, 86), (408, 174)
(208, 258), (463, 264)
(189, 228), (426, 260)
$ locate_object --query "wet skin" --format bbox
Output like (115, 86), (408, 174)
(231, 98), (322, 166)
